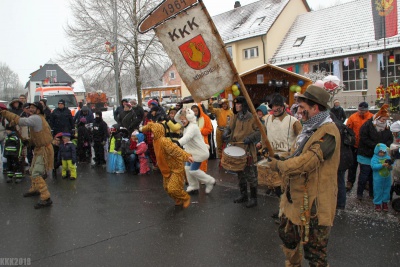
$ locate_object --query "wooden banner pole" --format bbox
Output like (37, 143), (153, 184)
(198, 0), (274, 156)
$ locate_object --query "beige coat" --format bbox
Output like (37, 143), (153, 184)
(276, 122), (340, 226)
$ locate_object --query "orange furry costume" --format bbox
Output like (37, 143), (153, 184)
(141, 122), (192, 207)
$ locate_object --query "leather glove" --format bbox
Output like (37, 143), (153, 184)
(222, 128), (231, 142)
(269, 157), (279, 172)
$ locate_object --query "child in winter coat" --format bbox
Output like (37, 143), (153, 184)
(107, 125), (125, 174)
(52, 132), (63, 178)
(4, 125), (24, 183)
(371, 143), (392, 212)
(134, 133), (150, 175)
(58, 133), (77, 180)
(76, 118), (92, 163)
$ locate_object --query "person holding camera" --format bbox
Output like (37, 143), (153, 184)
(357, 104), (393, 201)
(371, 143), (392, 212)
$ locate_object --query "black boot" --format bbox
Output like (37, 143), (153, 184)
(34, 198), (53, 209)
(234, 183), (248, 203)
(246, 187), (258, 208)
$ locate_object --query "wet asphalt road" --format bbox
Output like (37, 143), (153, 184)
(0, 159), (399, 267)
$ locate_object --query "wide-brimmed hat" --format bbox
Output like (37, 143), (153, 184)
(297, 85), (330, 109)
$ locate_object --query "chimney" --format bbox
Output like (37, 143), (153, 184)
(234, 1), (241, 8)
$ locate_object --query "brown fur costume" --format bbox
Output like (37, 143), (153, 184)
(141, 122), (192, 207)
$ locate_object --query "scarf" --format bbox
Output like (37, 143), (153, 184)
(374, 119), (387, 132)
(292, 111), (332, 157)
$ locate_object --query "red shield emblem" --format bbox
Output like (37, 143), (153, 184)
(179, 34), (211, 70)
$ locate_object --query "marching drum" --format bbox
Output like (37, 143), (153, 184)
(221, 146), (247, 172)
(257, 158), (280, 187)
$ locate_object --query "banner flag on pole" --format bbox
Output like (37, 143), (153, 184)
(138, 1), (235, 102)
(371, 0), (398, 40)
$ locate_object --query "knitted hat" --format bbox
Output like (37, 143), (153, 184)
(390, 121), (400, 132)
(54, 132), (63, 139)
(95, 111), (102, 118)
(358, 102), (369, 111)
(58, 99), (65, 105)
(62, 132), (71, 138)
(256, 104), (268, 115)
(333, 99), (340, 104)
(374, 104), (390, 120)
(135, 133), (145, 143)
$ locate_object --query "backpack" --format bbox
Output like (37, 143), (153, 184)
(334, 121), (356, 171)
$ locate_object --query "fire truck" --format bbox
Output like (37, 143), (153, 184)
(86, 91), (108, 111)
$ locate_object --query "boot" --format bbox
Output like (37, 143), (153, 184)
(190, 170), (216, 194)
(246, 187), (258, 208)
(183, 195), (191, 208)
(23, 177), (40, 197)
(282, 245), (302, 267)
(382, 202), (389, 212)
(234, 183), (248, 203)
(35, 176), (51, 201)
(185, 166), (199, 194)
(34, 198), (53, 209)
(346, 181), (353, 192)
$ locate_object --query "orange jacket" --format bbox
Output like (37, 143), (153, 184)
(346, 111), (374, 148)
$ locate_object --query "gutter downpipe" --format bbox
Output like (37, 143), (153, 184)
(261, 35), (267, 64)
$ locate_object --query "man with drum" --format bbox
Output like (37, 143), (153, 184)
(223, 96), (260, 208)
(268, 84), (340, 266)
(208, 98), (233, 159)
(257, 94), (302, 218)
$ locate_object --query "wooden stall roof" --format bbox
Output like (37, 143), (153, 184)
(234, 64), (313, 106)
(240, 64), (312, 83)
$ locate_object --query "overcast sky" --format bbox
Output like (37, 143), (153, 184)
(0, 0), (354, 84)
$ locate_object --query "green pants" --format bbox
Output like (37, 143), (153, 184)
(62, 160), (77, 179)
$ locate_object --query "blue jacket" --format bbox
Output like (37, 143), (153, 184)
(58, 142), (77, 163)
(371, 143), (391, 179)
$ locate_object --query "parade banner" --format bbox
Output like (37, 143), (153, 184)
(371, 0), (398, 40)
(139, 1), (234, 102)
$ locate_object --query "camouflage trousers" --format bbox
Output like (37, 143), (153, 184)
(237, 164), (258, 188)
(278, 216), (331, 267)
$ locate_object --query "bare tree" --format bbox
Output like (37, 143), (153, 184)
(0, 62), (24, 101)
(60, 0), (169, 105)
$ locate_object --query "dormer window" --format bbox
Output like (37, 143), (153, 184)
(250, 17), (265, 28)
(46, 70), (57, 77)
(234, 16), (249, 30)
(293, 36), (306, 47)
(170, 71), (175, 80)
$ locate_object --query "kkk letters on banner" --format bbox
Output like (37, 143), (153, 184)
(154, 4), (234, 102)
(371, 0), (398, 40)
